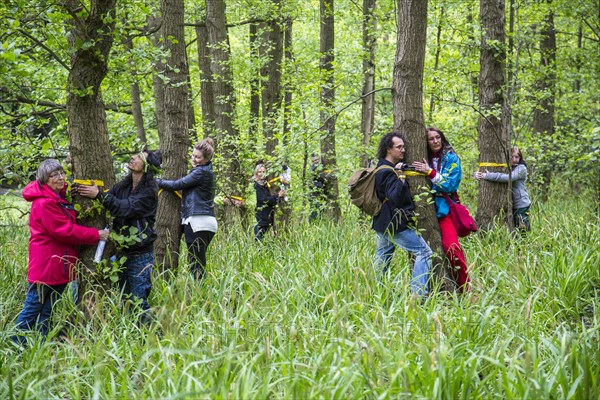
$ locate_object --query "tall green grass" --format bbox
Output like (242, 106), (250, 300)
(0, 191), (598, 398)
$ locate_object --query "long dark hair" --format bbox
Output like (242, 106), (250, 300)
(426, 127), (455, 169)
(377, 131), (406, 159)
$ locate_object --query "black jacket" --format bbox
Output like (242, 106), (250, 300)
(254, 181), (278, 227)
(157, 163), (216, 219)
(372, 159), (415, 234)
(97, 177), (158, 255)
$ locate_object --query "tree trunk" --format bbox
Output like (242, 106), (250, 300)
(361, 0), (376, 168)
(249, 23), (261, 143)
(149, 16), (167, 140)
(320, 0), (341, 221)
(155, 0), (189, 272)
(205, 0), (247, 229)
(428, 3), (444, 121)
(476, 0), (511, 231)
(531, 2), (556, 202)
(393, 0), (453, 291)
(196, 22), (216, 138)
(63, 0), (117, 314)
(260, 5), (283, 159)
(124, 37), (147, 144)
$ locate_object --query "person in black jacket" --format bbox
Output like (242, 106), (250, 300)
(156, 138), (217, 279)
(76, 150), (161, 323)
(253, 163), (285, 241)
(372, 132), (432, 296)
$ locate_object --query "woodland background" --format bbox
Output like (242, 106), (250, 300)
(0, 0), (599, 397)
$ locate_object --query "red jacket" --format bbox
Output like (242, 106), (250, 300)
(23, 181), (100, 285)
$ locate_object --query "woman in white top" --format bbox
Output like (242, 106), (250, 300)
(157, 139), (217, 279)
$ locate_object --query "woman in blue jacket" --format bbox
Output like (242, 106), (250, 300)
(474, 146), (531, 232)
(413, 127), (471, 292)
(157, 138), (217, 279)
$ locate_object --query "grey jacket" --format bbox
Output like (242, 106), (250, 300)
(157, 162), (216, 219)
(485, 164), (531, 209)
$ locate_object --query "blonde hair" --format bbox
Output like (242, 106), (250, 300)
(194, 138), (215, 162)
(253, 163), (266, 182)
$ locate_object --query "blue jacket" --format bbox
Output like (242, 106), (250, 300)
(372, 159), (415, 234)
(429, 151), (462, 218)
(484, 163), (531, 209)
(157, 162), (216, 219)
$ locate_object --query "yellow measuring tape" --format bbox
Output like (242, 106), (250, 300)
(403, 171), (427, 177)
(229, 195), (245, 202)
(479, 162), (508, 168)
(73, 179), (104, 187)
(158, 188), (182, 199)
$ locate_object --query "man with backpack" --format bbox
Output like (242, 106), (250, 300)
(372, 132), (431, 296)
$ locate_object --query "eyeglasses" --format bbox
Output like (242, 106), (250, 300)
(49, 171), (66, 180)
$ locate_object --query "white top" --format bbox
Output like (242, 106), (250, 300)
(182, 215), (218, 233)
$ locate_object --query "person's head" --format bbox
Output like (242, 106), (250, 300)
(511, 146), (524, 166)
(377, 132), (406, 163)
(128, 150), (162, 175)
(426, 127), (452, 156)
(192, 138), (215, 167)
(311, 154), (320, 165)
(37, 159), (66, 193)
(253, 163), (267, 181)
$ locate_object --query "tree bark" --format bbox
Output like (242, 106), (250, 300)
(249, 23), (261, 142)
(260, 2), (283, 159)
(206, 0), (247, 228)
(320, 0), (341, 221)
(531, 2), (556, 202)
(148, 16), (167, 140)
(63, 0), (117, 313)
(393, 0), (453, 291)
(196, 22), (216, 138)
(476, 0), (511, 231)
(124, 37), (148, 144)
(361, 0), (376, 168)
(155, 0), (189, 272)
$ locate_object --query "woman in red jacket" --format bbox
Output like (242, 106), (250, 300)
(13, 159), (108, 343)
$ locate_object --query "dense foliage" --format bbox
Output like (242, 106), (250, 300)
(1, 0), (598, 209)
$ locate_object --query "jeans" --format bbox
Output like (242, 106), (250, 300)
(13, 283), (67, 343)
(254, 224), (270, 241)
(119, 251), (153, 313)
(375, 229), (432, 295)
(184, 224), (215, 280)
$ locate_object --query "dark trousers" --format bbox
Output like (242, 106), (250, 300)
(254, 224), (270, 242)
(12, 283), (67, 343)
(184, 224), (215, 279)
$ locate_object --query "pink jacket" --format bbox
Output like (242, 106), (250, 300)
(23, 181), (100, 285)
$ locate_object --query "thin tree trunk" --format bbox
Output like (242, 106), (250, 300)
(320, 0), (341, 220)
(196, 22), (216, 138)
(149, 16), (167, 140)
(428, 3), (444, 121)
(361, 0), (376, 168)
(124, 37), (147, 144)
(249, 23), (261, 142)
(155, 0), (189, 272)
(531, 2), (556, 202)
(476, 0), (511, 230)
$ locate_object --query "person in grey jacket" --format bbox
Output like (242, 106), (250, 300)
(474, 146), (531, 232)
(157, 138), (217, 279)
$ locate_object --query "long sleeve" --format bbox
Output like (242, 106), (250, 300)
(485, 164), (527, 183)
